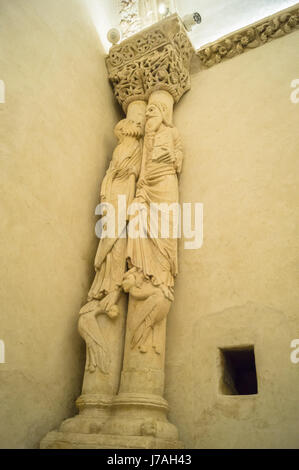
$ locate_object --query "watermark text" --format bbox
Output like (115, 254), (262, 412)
(290, 79), (299, 104)
(290, 339), (299, 364)
(95, 196), (203, 250)
(0, 340), (5, 364)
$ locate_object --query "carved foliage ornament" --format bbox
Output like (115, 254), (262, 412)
(197, 6), (299, 68)
(106, 15), (194, 111)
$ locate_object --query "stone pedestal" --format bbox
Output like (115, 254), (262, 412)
(41, 431), (183, 450)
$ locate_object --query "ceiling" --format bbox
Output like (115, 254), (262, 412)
(85, 0), (298, 52)
(177, 0), (299, 48)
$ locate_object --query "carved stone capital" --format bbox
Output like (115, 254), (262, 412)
(106, 14), (195, 112)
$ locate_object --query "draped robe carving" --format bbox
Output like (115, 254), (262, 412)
(79, 119), (143, 373)
(127, 100), (183, 295)
(126, 96), (183, 355)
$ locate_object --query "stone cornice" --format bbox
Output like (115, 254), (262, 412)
(197, 4), (299, 69)
(106, 14), (195, 112)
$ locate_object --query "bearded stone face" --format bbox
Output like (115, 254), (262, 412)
(145, 104), (163, 132)
(114, 123), (126, 142)
(114, 119), (143, 141)
(146, 103), (161, 119)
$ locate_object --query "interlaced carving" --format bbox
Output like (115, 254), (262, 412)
(106, 15), (194, 111)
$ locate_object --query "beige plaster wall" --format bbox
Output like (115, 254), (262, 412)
(166, 31), (299, 448)
(0, 0), (120, 448)
(0, 1), (298, 450)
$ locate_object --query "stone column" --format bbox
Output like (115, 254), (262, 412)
(101, 90), (180, 446)
(40, 99), (147, 448)
(100, 14), (194, 449)
(73, 99), (147, 432)
(40, 14), (194, 450)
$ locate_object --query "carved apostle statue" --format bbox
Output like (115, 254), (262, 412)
(79, 118), (144, 373)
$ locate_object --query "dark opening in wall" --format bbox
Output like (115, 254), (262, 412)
(219, 346), (258, 396)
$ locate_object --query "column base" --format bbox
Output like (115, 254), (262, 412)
(101, 393), (179, 441)
(40, 431), (183, 449)
(54, 394), (112, 435)
(40, 392), (183, 449)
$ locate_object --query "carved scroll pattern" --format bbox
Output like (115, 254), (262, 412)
(197, 7), (299, 68)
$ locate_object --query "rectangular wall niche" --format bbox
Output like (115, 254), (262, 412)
(219, 346), (258, 396)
